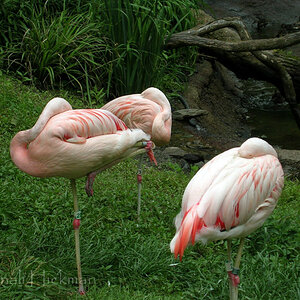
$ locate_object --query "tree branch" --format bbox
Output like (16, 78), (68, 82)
(165, 31), (300, 52)
(165, 15), (300, 128)
(173, 17), (250, 39)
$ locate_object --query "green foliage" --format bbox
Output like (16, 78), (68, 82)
(5, 8), (108, 101)
(0, 0), (96, 40)
(1, 0), (200, 102)
(157, 48), (198, 95)
(100, 0), (166, 96)
(1, 74), (299, 299)
(99, 0), (199, 96)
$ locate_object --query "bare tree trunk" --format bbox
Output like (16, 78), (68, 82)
(164, 15), (300, 128)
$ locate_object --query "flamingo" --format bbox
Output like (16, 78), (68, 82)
(98, 87), (172, 218)
(85, 87), (171, 195)
(10, 97), (156, 294)
(102, 87), (172, 146)
(170, 138), (284, 300)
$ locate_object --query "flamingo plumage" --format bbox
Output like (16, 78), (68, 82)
(86, 87), (172, 219)
(10, 97), (155, 294)
(10, 98), (153, 178)
(170, 137), (284, 300)
(85, 87), (171, 198)
(102, 87), (172, 146)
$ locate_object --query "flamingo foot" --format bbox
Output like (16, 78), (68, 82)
(85, 172), (97, 197)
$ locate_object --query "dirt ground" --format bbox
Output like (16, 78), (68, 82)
(172, 59), (251, 152)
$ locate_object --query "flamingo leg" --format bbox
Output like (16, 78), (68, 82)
(70, 179), (85, 295)
(136, 141), (157, 222)
(85, 172), (97, 197)
(231, 237), (245, 300)
(137, 155), (143, 222)
(234, 237), (245, 270)
(226, 239), (234, 300)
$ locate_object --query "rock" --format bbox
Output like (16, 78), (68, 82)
(182, 58), (250, 150)
(194, 161), (205, 169)
(277, 149), (300, 179)
(204, 0), (300, 59)
(160, 147), (206, 172)
(173, 108), (209, 121)
(186, 140), (213, 150)
(183, 153), (204, 163)
(278, 149), (300, 161)
(204, 0), (300, 39)
(162, 147), (187, 158)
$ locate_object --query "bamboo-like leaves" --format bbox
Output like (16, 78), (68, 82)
(2, 0), (200, 100)
(101, 0), (198, 96)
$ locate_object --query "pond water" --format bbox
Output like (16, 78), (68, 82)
(169, 78), (300, 152)
(242, 78), (300, 150)
(247, 109), (300, 150)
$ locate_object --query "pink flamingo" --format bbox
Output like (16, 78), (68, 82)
(170, 138), (284, 300)
(102, 87), (172, 146)
(87, 87), (172, 219)
(85, 87), (172, 198)
(10, 97), (156, 294)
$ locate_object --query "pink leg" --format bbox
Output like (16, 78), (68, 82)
(137, 155), (143, 221)
(85, 172), (98, 197)
(226, 238), (245, 300)
(70, 179), (85, 295)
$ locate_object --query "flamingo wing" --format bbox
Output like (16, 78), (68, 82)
(11, 108), (151, 179)
(170, 148), (284, 260)
(102, 88), (172, 145)
(102, 96), (160, 133)
(47, 109), (128, 142)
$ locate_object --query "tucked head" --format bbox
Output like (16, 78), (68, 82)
(238, 137), (278, 158)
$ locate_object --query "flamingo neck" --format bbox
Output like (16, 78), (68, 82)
(10, 131), (46, 177)
(152, 113), (172, 146)
(10, 97), (72, 177)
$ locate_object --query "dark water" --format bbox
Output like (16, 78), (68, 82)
(248, 109), (300, 150)
(242, 78), (300, 150)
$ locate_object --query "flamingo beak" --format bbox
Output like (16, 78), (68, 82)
(144, 141), (157, 166)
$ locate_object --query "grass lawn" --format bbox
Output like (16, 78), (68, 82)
(1, 74), (299, 299)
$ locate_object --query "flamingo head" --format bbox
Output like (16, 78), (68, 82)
(238, 137), (278, 159)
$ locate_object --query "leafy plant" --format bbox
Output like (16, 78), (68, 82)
(1, 0), (201, 102)
(6, 9), (108, 99)
(99, 0), (199, 97)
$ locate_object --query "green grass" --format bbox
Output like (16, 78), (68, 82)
(1, 74), (299, 299)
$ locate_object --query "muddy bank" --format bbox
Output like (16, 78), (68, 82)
(157, 3), (300, 177)
(171, 59), (250, 152)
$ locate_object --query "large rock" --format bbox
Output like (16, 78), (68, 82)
(162, 147), (187, 158)
(277, 149), (300, 179)
(204, 0), (300, 38)
(182, 59), (250, 150)
(158, 147), (206, 172)
(173, 108), (209, 120)
(204, 0), (300, 56)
